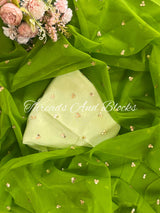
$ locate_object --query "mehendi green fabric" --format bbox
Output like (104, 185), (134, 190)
(0, 0), (160, 213)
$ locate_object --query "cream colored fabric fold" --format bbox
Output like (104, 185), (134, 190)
(23, 71), (120, 151)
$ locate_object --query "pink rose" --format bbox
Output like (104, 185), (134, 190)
(27, 0), (46, 20)
(18, 22), (38, 38)
(54, 0), (68, 13)
(0, 0), (11, 7)
(0, 3), (22, 26)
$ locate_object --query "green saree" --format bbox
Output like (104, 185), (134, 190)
(0, 0), (160, 212)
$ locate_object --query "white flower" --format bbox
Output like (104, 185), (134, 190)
(17, 36), (30, 44)
(2, 25), (17, 40)
(54, 0), (68, 13)
(62, 8), (72, 24)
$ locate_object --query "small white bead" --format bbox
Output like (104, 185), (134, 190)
(131, 208), (135, 213)
(143, 174), (146, 179)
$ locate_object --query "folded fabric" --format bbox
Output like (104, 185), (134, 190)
(23, 71), (120, 151)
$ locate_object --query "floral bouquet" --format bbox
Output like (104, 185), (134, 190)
(0, 0), (72, 44)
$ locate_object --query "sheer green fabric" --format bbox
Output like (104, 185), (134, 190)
(0, 0), (160, 212)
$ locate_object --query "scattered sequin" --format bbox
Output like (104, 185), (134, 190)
(94, 179), (99, 184)
(56, 205), (61, 209)
(107, 65), (111, 70)
(131, 208), (135, 213)
(61, 133), (66, 138)
(72, 93), (76, 98)
(70, 146), (75, 150)
(80, 200), (85, 205)
(97, 31), (101, 37)
(98, 112), (103, 117)
(131, 162), (136, 167)
(36, 134), (41, 139)
(140, 1), (145, 6)
(130, 126), (134, 131)
(105, 162), (109, 167)
(6, 183), (10, 188)
(37, 183), (42, 187)
(120, 49), (125, 55)
(0, 86), (4, 92)
(148, 144), (153, 149)
(75, 112), (81, 118)
(121, 21), (125, 26)
(78, 163), (82, 167)
(5, 60), (10, 64)
(6, 206), (11, 211)
(100, 129), (107, 135)
(54, 114), (59, 119)
(143, 174), (146, 179)
(27, 61), (31, 65)
(46, 169), (50, 174)
(31, 115), (36, 119)
(71, 177), (76, 183)
(91, 61), (96, 66)
(157, 199), (160, 205)
(64, 44), (69, 48)
(129, 76), (134, 81)
(146, 54), (150, 59)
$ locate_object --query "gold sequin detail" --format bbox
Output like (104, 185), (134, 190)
(75, 112), (81, 118)
(80, 200), (85, 205)
(94, 179), (99, 184)
(5, 60), (10, 64)
(36, 134), (41, 139)
(72, 93), (76, 98)
(100, 129), (107, 135)
(0, 86), (4, 92)
(64, 44), (69, 48)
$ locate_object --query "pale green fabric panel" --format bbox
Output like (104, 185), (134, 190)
(23, 71), (120, 151)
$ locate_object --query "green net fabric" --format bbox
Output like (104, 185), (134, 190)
(0, 0), (160, 212)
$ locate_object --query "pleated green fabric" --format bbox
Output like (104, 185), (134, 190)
(0, 0), (160, 212)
